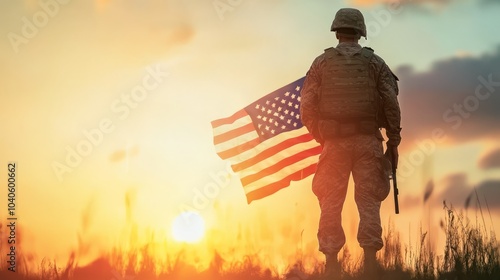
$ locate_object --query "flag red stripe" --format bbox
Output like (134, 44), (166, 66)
(241, 146), (322, 186)
(232, 133), (315, 172)
(216, 137), (262, 160)
(213, 123), (255, 145)
(246, 163), (317, 203)
(211, 109), (247, 128)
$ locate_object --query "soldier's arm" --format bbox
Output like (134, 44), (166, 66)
(377, 63), (402, 146)
(300, 55), (324, 143)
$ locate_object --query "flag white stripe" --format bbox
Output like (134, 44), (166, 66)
(242, 154), (320, 194)
(236, 139), (319, 179)
(224, 127), (312, 165)
(214, 130), (260, 154)
(212, 115), (253, 137)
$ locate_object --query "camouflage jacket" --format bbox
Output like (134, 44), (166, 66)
(300, 42), (402, 146)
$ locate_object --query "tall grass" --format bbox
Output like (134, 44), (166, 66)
(1, 204), (499, 280)
(376, 202), (500, 280)
(438, 202), (500, 280)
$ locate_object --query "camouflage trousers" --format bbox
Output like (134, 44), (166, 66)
(312, 134), (390, 255)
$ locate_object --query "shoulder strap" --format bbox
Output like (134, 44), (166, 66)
(360, 47), (374, 60)
(324, 47), (341, 59)
(324, 46), (374, 60)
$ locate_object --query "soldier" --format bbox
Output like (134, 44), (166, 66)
(300, 7), (402, 279)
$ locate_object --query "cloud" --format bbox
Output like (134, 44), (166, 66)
(402, 173), (500, 213)
(433, 173), (471, 207)
(396, 46), (500, 150)
(351, 0), (454, 7)
(91, 1), (195, 66)
(465, 180), (500, 210)
(478, 148), (500, 170)
(352, 0), (446, 4)
(424, 173), (500, 212)
(399, 174), (464, 211)
(481, 0), (500, 5)
(109, 146), (139, 163)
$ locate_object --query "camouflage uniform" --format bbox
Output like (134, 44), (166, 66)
(300, 42), (401, 255)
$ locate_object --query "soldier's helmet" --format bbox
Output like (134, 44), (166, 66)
(331, 8), (367, 38)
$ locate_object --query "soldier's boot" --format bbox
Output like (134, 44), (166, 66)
(323, 254), (341, 280)
(362, 247), (381, 280)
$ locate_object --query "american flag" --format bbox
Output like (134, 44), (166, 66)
(211, 77), (322, 203)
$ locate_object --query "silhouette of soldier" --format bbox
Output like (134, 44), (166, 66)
(300, 7), (402, 279)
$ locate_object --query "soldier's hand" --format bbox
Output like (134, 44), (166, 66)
(385, 145), (399, 170)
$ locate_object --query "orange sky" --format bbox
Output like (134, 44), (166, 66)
(1, 0), (500, 274)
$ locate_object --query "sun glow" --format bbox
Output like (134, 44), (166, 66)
(171, 211), (206, 243)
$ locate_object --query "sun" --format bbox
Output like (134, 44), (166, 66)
(171, 211), (206, 243)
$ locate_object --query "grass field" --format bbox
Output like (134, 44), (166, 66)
(1, 203), (499, 280)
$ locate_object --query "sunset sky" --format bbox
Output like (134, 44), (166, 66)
(1, 0), (500, 273)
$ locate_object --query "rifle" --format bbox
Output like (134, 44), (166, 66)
(385, 147), (399, 214)
(392, 164), (399, 214)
